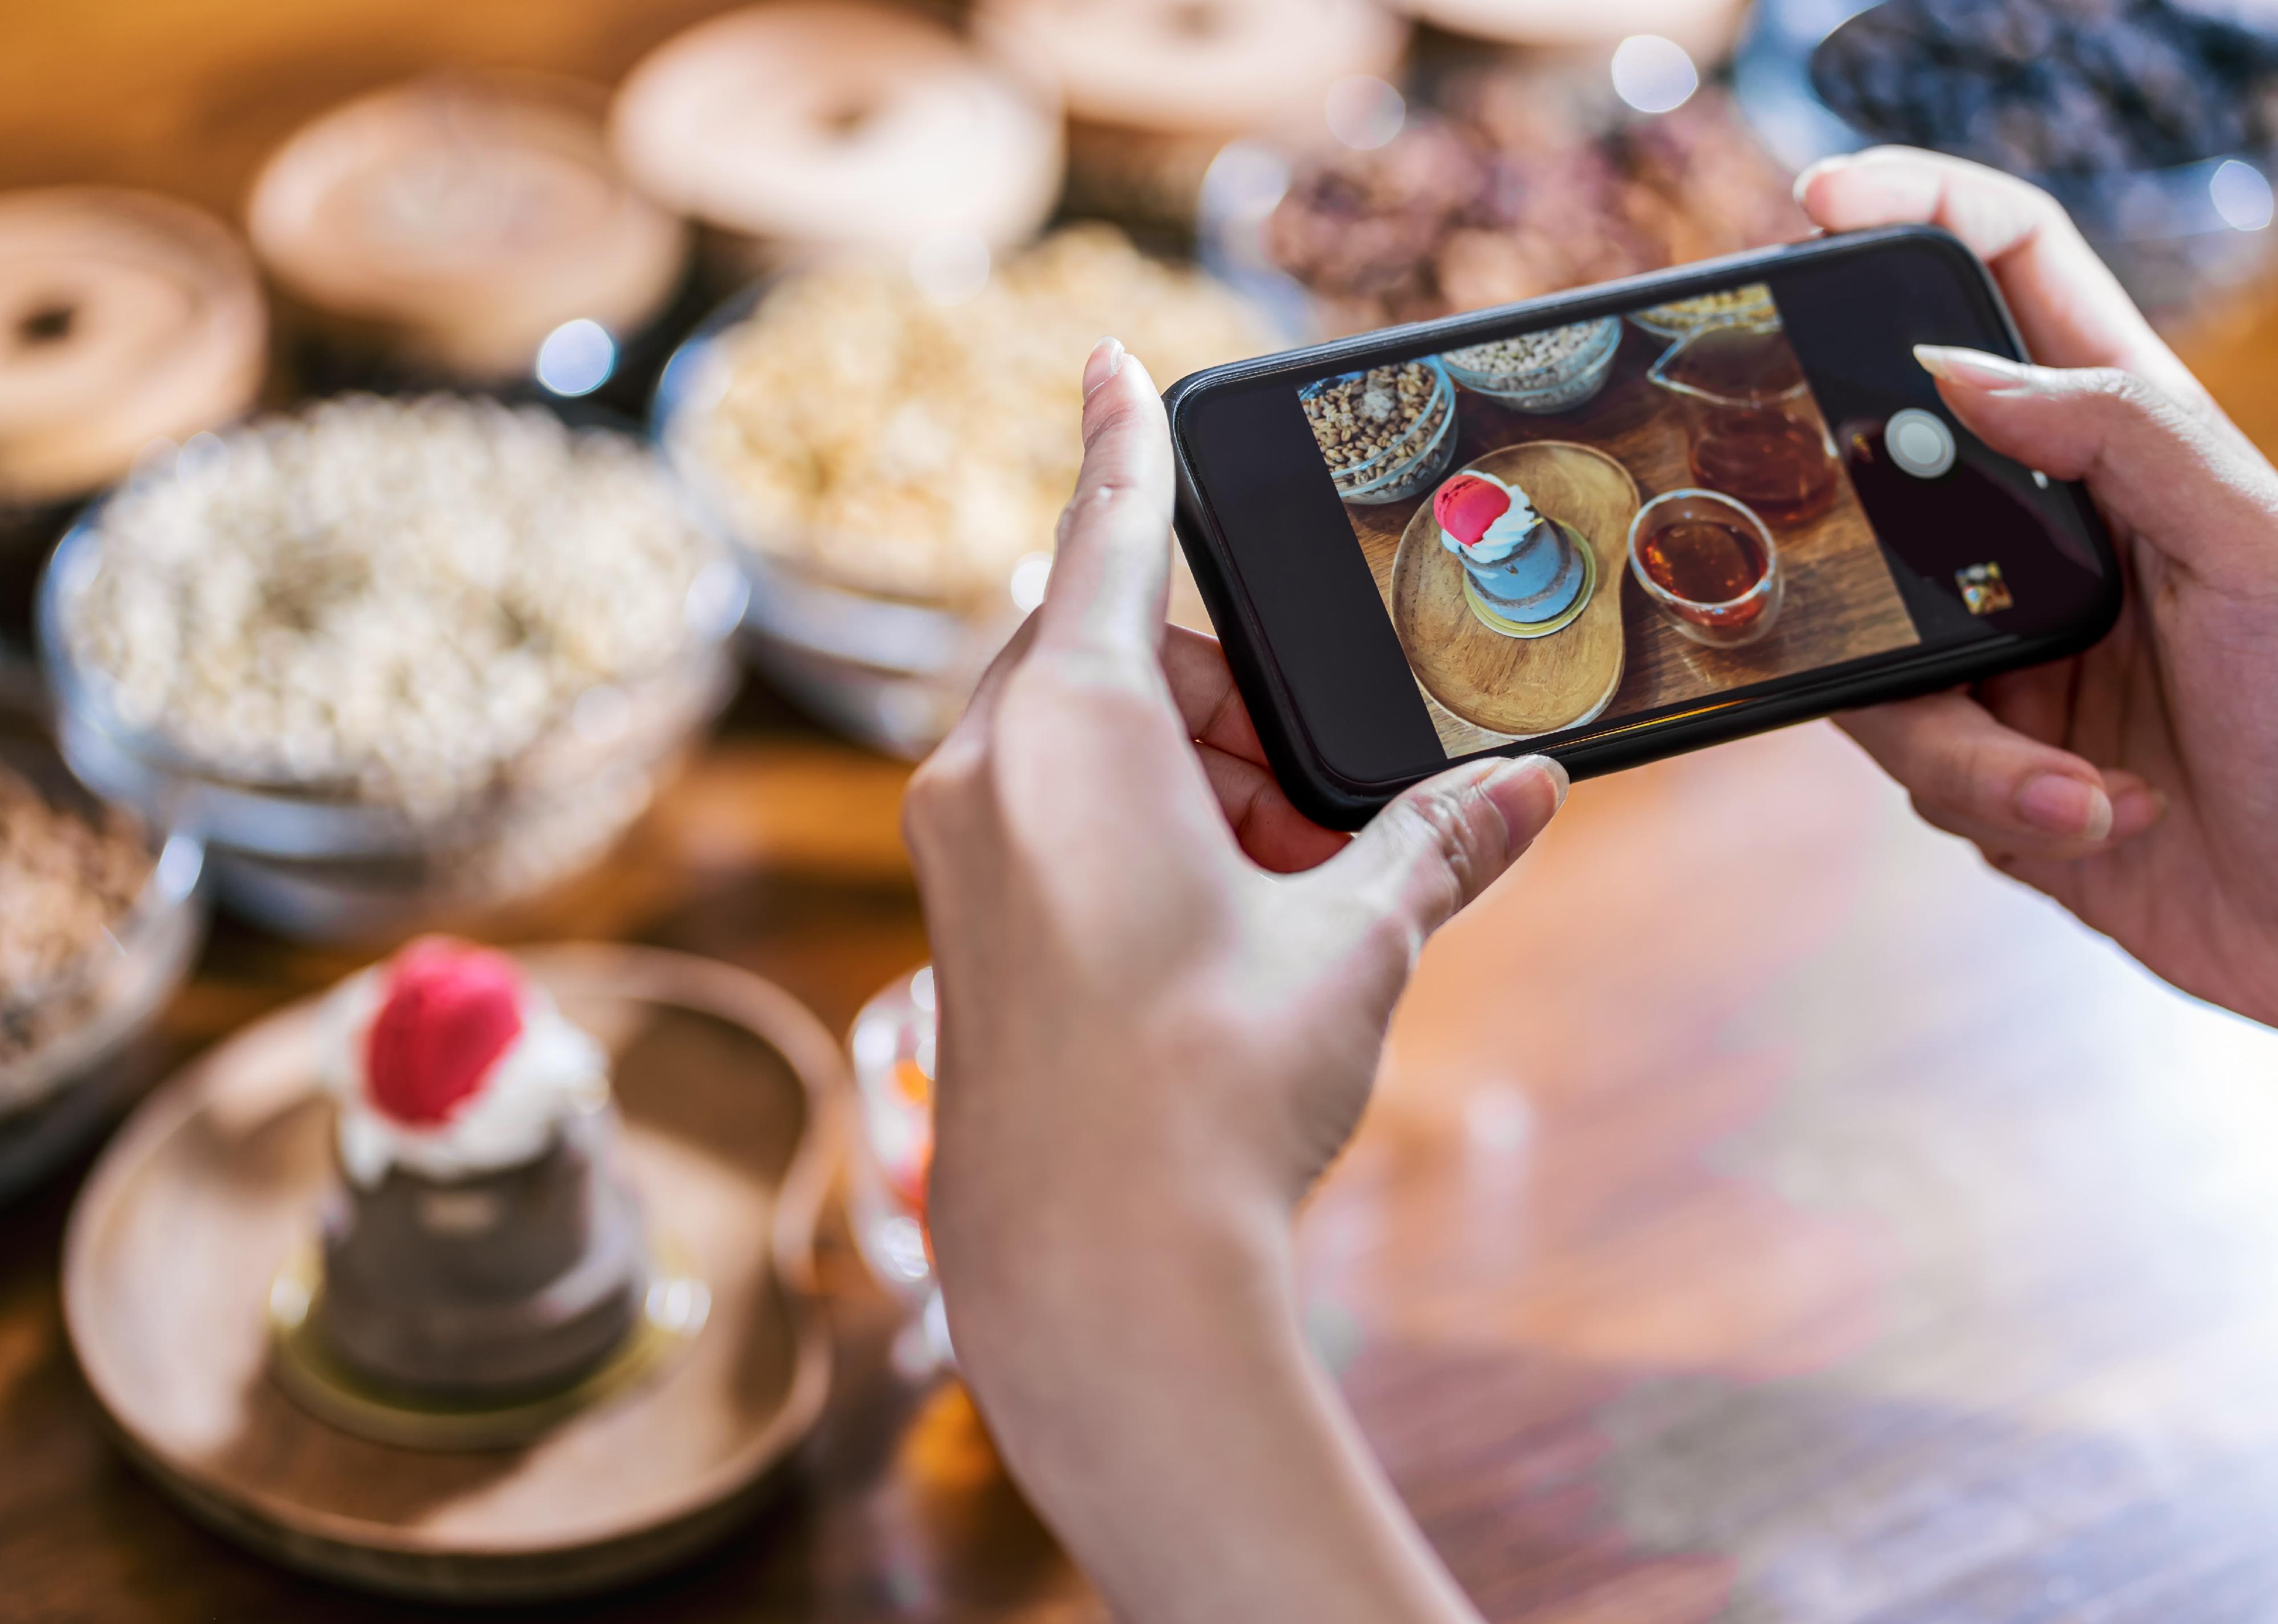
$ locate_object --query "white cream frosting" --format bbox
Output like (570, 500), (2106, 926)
(319, 968), (613, 1188)
(1440, 472), (1542, 565)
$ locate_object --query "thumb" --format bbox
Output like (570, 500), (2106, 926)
(1913, 346), (2278, 577)
(1321, 753), (1567, 954)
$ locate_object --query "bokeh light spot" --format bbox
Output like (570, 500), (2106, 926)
(2211, 158), (2274, 232)
(535, 318), (616, 397)
(1325, 75), (1405, 151)
(1611, 35), (1699, 114)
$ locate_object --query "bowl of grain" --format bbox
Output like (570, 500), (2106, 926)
(1299, 358), (1459, 505)
(37, 394), (744, 945)
(1441, 316), (1622, 414)
(0, 674), (205, 1201)
(656, 224), (1272, 757)
(1628, 284), (1779, 342)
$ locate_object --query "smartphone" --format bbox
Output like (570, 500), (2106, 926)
(1166, 226), (2121, 830)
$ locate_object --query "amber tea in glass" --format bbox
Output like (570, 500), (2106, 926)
(1627, 489), (1784, 647)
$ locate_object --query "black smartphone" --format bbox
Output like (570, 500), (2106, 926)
(1166, 226), (2120, 830)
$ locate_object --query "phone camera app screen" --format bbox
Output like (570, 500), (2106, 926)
(1292, 283), (2060, 760)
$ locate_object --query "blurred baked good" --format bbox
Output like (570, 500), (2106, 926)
(247, 76), (688, 382)
(0, 189), (264, 505)
(612, 1), (1063, 255)
(1263, 83), (1809, 333)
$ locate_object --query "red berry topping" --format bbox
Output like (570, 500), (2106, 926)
(364, 938), (525, 1125)
(1433, 474), (1510, 548)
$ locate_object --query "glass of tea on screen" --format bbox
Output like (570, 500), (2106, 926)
(1627, 488), (1784, 647)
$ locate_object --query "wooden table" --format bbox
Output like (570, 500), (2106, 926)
(14, 685), (2278, 1623)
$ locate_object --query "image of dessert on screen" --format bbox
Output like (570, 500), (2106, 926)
(1298, 285), (1923, 758)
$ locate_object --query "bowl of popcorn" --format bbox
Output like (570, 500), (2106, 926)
(1298, 358), (1459, 505)
(0, 677), (205, 1201)
(38, 394), (745, 944)
(1441, 316), (1623, 414)
(657, 223), (1270, 756)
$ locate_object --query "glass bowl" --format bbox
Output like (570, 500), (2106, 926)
(1628, 285), (1781, 344)
(1627, 487), (1785, 648)
(1442, 316), (1623, 413)
(651, 256), (1268, 758)
(35, 508), (744, 946)
(1303, 357), (1460, 505)
(652, 311), (1021, 760)
(0, 673), (206, 1201)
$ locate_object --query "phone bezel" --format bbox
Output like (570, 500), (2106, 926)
(1165, 226), (2122, 830)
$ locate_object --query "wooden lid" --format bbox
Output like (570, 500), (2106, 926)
(248, 76), (689, 381)
(0, 189), (265, 503)
(980, 0), (1408, 136)
(1399, 0), (1744, 54)
(611, 2), (1064, 251)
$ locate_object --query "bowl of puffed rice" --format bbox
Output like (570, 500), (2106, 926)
(0, 671), (205, 1201)
(655, 224), (1272, 756)
(36, 394), (746, 945)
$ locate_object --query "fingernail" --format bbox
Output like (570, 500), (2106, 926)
(1791, 153), (1853, 207)
(1481, 754), (1568, 844)
(1915, 344), (2043, 392)
(2110, 785), (2169, 840)
(2017, 772), (2113, 841)
(1083, 336), (1126, 398)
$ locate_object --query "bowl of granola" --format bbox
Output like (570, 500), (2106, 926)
(0, 675), (204, 1201)
(1299, 358), (1458, 505)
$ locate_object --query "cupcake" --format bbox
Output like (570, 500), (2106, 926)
(1433, 469), (1589, 630)
(313, 938), (647, 1399)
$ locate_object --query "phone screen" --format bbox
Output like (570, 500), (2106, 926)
(1180, 235), (2114, 784)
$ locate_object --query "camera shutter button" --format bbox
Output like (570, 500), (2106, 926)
(1886, 407), (1956, 479)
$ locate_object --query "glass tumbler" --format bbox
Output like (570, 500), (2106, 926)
(847, 964), (951, 1373)
(1627, 488), (1784, 648)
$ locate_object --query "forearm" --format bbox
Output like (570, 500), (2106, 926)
(942, 1198), (1481, 1624)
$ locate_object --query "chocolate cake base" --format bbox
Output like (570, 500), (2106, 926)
(316, 1106), (647, 1401)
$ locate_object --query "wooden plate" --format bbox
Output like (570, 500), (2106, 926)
(62, 944), (842, 1604)
(1391, 440), (1640, 739)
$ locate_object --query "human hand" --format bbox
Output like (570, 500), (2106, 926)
(901, 337), (1564, 1624)
(1799, 148), (2278, 1026)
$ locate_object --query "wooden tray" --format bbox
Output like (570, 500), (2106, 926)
(1390, 440), (1640, 738)
(62, 944), (842, 1605)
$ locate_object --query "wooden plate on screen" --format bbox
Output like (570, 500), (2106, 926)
(62, 945), (841, 1604)
(1391, 440), (1639, 739)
